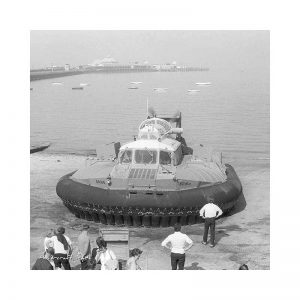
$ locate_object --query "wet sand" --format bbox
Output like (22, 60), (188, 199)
(30, 154), (269, 270)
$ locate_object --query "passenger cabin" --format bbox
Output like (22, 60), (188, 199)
(118, 117), (184, 167)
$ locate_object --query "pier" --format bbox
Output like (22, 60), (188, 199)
(30, 65), (209, 81)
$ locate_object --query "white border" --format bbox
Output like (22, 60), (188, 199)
(1, 0), (300, 299)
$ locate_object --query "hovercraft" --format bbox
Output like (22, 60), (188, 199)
(56, 112), (242, 227)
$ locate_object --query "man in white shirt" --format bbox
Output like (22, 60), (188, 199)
(161, 223), (193, 270)
(51, 227), (73, 270)
(199, 197), (223, 248)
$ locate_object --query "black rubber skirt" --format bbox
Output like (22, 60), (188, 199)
(56, 164), (242, 227)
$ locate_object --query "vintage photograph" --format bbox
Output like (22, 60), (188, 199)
(30, 30), (270, 270)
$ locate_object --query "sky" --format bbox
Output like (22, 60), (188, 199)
(30, 30), (269, 71)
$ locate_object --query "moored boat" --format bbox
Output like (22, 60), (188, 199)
(30, 143), (51, 154)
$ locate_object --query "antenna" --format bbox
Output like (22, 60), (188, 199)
(146, 97), (149, 117)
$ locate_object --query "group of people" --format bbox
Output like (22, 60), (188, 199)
(161, 199), (248, 270)
(32, 226), (73, 270)
(161, 197), (224, 270)
(32, 224), (143, 270)
(32, 198), (248, 270)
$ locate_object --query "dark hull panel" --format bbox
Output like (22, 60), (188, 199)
(56, 164), (242, 227)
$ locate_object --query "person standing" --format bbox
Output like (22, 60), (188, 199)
(77, 224), (91, 270)
(126, 248), (143, 270)
(32, 247), (55, 270)
(51, 226), (73, 270)
(43, 229), (54, 253)
(90, 236), (105, 270)
(96, 240), (118, 270)
(200, 197), (223, 248)
(161, 223), (193, 270)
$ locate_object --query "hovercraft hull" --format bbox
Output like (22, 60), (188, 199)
(56, 164), (242, 227)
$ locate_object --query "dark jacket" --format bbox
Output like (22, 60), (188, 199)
(32, 258), (53, 270)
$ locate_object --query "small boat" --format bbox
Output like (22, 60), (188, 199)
(128, 86), (138, 89)
(52, 82), (63, 86)
(72, 87), (84, 90)
(30, 143), (51, 154)
(195, 82), (211, 85)
(188, 89), (201, 93)
(80, 83), (90, 86)
(130, 82), (143, 85)
(153, 88), (168, 93)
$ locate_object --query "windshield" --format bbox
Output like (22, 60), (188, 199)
(159, 150), (172, 165)
(120, 150), (132, 164)
(134, 149), (157, 164)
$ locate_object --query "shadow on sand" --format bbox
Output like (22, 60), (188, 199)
(185, 262), (205, 270)
(205, 192), (247, 245)
(224, 191), (247, 217)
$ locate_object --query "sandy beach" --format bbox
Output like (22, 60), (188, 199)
(30, 153), (269, 270)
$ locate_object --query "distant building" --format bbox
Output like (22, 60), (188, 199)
(151, 62), (178, 71)
(64, 64), (70, 71)
(46, 65), (65, 72)
(161, 63), (177, 71)
(152, 64), (161, 71)
(91, 56), (118, 66)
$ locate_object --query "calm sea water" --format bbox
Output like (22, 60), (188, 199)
(30, 69), (269, 170)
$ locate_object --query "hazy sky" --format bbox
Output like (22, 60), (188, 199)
(30, 31), (269, 71)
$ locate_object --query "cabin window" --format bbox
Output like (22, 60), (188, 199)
(173, 146), (183, 166)
(134, 149), (157, 164)
(120, 150), (132, 164)
(159, 151), (172, 165)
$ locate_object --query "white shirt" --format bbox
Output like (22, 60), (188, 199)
(200, 203), (223, 218)
(98, 249), (117, 270)
(161, 232), (193, 254)
(50, 235), (72, 254)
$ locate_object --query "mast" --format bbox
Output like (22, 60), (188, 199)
(146, 97), (149, 117)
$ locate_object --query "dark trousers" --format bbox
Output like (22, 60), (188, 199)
(171, 253), (185, 270)
(53, 253), (71, 270)
(80, 257), (90, 270)
(203, 217), (216, 245)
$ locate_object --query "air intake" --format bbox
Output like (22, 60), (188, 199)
(128, 168), (157, 180)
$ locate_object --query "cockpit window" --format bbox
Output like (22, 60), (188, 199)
(135, 149), (157, 164)
(159, 151), (172, 165)
(120, 150), (132, 164)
